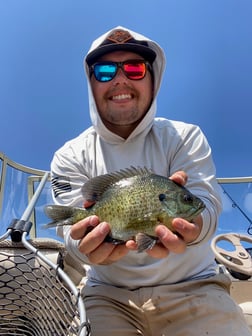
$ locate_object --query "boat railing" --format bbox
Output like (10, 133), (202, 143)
(1, 151), (252, 238)
(0, 152), (49, 238)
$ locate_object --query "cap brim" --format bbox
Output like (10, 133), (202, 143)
(86, 43), (156, 66)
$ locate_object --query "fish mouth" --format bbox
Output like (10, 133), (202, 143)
(192, 202), (206, 218)
(182, 202), (206, 222)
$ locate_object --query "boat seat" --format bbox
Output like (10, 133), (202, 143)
(239, 302), (252, 330)
(217, 264), (252, 331)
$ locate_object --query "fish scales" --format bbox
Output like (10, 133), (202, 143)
(92, 175), (166, 239)
(44, 167), (205, 252)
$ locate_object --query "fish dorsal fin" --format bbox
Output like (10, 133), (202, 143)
(81, 166), (152, 202)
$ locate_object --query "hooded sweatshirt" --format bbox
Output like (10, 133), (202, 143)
(51, 26), (222, 289)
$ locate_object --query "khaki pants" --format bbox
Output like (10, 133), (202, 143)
(82, 273), (251, 335)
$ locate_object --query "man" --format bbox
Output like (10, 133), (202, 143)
(51, 26), (251, 335)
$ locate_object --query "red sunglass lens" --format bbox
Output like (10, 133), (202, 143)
(123, 62), (146, 79)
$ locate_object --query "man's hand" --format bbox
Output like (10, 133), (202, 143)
(126, 170), (203, 258)
(70, 215), (129, 264)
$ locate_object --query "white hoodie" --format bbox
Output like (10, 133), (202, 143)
(51, 26), (222, 289)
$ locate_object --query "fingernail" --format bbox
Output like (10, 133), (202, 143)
(174, 174), (185, 185)
(99, 222), (110, 235)
(89, 215), (98, 226)
(174, 219), (185, 230)
(158, 226), (167, 239)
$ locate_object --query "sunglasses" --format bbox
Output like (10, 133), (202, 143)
(90, 59), (151, 82)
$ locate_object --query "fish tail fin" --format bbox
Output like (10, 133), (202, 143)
(42, 221), (63, 229)
(43, 204), (78, 228)
(135, 233), (157, 253)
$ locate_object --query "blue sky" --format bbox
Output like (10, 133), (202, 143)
(0, 0), (252, 239)
(0, 0), (251, 178)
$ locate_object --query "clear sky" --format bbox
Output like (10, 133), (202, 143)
(0, 0), (252, 239)
(0, 0), (251, 178)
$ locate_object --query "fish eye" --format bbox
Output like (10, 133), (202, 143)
(159, 193), (166, 202)
(183, 194), (193, 203)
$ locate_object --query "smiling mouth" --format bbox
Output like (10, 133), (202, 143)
(110, 93), (133, 101)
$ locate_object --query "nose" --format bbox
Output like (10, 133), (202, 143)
(113, 67), (128, 84)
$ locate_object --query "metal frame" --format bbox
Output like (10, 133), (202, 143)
(217, 176), (252, 184)
(0, 152), (48, 238)
(1, 151), (252, 237)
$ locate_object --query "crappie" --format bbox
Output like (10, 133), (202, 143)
(44, 167), (205, 252)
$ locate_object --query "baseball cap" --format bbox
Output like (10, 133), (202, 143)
(86, 28), (156, 66)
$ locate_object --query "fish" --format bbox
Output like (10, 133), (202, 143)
(44, 167), (205, 252)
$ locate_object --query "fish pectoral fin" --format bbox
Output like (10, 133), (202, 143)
(135, 233), (157, 253)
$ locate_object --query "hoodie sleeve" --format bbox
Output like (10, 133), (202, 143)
(50, 148), (87, 208)
(50, 142), (92, 263)
(167, 122), (222, 245)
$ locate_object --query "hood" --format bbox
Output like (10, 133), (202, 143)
(83, 26), (166, 144)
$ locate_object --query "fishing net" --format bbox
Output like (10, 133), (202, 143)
(0, 235), (90, 336)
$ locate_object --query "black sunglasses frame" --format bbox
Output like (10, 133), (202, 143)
(89, 59), (152, 82)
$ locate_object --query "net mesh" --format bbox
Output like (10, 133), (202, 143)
(0, 238), (89, 336)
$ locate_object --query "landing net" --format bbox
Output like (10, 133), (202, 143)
(0, 236), (90, 336)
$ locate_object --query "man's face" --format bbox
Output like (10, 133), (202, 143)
(90, 51), (153, 138)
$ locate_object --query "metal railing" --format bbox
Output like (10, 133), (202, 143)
(1, 151), (252, 238)
(0, 152), (48, 237)
(0, 152), (46, 210)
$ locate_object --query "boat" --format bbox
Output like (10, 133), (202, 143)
(0, 152), (251, 334)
